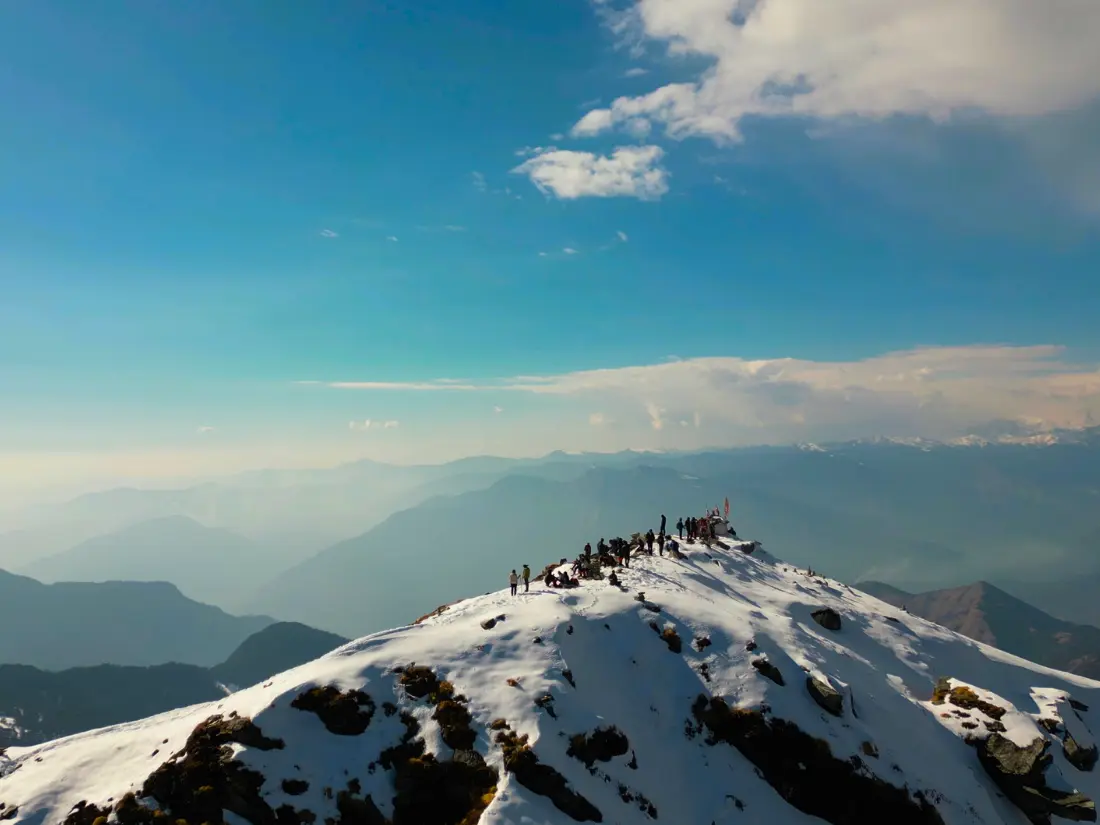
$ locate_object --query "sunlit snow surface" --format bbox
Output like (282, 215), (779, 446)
(2, 539), (1098, 824)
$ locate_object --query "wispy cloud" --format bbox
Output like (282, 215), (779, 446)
(494, 405), (504, 414)
(196, 426), (216, 435)
(312, 345), (1100, 443)
(617, 230), (629, 242)
(511, 145), (669, 200)
(645, 402), (665, 430)
(320, 229), (339, 238)
(563, 247), (579, 255)
(589, 412), (609, 426)
(386, 235), (399, 242)
(623, 67), (648, 78)
(538, 251), (549, 258)
(575, 0), (1100, 145)
(471, 171), (488, 192)
(349, 419), (400, 431)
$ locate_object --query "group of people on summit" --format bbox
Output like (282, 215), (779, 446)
(508, 507), (735, 596)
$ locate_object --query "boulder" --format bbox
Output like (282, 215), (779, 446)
(1065, 731), (1099, 772)
(811, 608), (842, 631)
(976, 734), (1096, 824)
(751, 658), (786, 686)
(806, 677), (843, 717)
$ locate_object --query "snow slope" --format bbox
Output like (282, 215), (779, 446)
(2, 538), (1098, 825)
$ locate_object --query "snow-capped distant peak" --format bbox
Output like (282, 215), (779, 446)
(2, 538), (1098, 825)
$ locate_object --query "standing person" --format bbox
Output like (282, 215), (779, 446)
(677, 517), (684, 540)
(660, 514), (667, 535)
(645, 529), (655, 554)
(522, 564), (531, 592)
(509, 569), (518, 596)
(658, 532), (666, 555)
(584, 542), (592, 558)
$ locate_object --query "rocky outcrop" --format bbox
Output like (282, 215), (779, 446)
(811, 608), (842, 631)
(497, 724), (602, 822)
(930, 678), (1006, 720)
(691, 696), (944, 825)
(290, 686), (376, 736)
(975, 734), (1096, 824)
(1065, 729), (1099, 772)
(567, 727), (630, 768)
(807, 677), (843, 716)
(751, 658), (785, 686)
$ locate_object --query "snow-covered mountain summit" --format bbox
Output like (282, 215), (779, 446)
(2, 538), (1098, 825)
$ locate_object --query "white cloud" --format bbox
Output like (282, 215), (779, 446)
(575, 0), (1100, 144)
(386, 235), (399, 242)
(645, 402), (665, 430)
(589, 412), (608, 426)
(320, 229), (338, 238)
(624, 67), (649, 78)
(563, 247), (579, 255)
(349, 419), (400, 431)
(315, 345), (1100, 444)
(494, 405), (504, 414)
(471, 171), (488, 192)
(538, 251), (549, 257)
(617, 230), (629, 242)
(511, 145), (669, 200)
(196, 426), (216, 434)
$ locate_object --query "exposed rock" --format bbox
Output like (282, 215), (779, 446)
(139, 714), (285, 825)
(1072, 699), (1091, 713)
(975, 734), (1096, 824)
(497, 728), (602, 822)
(291, 686), (376, 736)
(751, 658), (785, 686)
(335, 789), (386, 825)
(567, 727), (630, 767)
(692, 696), (943, 825)
(811, 608), (842, 631)
(413, 602), (454, 625)
(432, 700), (477, 751)
(1065, 729), (1099, 772)
(399, 666), (448, 701)
(807, 677), (844, 717)
(648, 622), (683, 653)
(930, 679), (1006, 721)
(281, 779), (309, 796)
(694, 636), (712, 651)
(861, 740), (879, 758)
(63, 801), (108, 825)
(480, 618), (498, 630)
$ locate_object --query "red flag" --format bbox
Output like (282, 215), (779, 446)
(723, 497), (730, 517)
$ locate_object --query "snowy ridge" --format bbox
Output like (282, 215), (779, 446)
(2, 539), (1099, 825)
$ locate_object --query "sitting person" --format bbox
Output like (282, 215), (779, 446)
(607, 571), (620, 587)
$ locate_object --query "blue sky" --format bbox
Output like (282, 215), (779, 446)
(2, 0), (1100, 493)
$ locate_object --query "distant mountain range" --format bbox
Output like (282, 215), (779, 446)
(0, 622), (348, 747)
(4, 434), (1100, 629)
(857, 580), (1100, 678)
(21, 516), (273, 609)
(0, 570), (274, 670)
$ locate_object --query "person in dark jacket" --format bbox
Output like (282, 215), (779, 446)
(677, 518), (684, 539)
(660, 514), (667, 535)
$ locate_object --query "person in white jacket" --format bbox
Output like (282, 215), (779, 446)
(509, 569), (518, 596)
